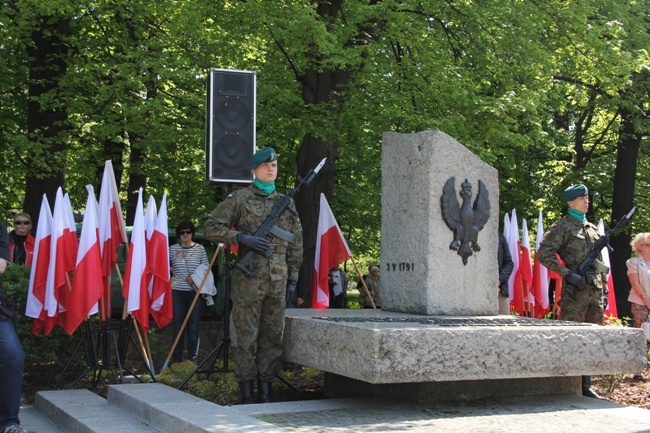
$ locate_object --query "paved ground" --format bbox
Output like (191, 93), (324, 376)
(235, 394), (650, 433)
(18, 393), (650, 432)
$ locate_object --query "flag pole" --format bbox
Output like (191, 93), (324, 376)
(350, 256), (376, 309)
(114, 261), (153, 366)
(161, 245), (221, 372)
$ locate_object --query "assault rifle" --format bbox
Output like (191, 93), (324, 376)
(235, 157), (327, 278)
(565, 206), (636, 299)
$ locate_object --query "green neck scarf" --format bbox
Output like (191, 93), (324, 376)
(254, 178), (275, 195)
(568, 208), (586, 223)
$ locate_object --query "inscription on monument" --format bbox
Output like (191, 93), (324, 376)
(385, 262), (416, 272)
(440, 177), (491, 265)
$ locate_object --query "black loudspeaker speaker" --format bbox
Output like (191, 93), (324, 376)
(206, 68), (256, 185)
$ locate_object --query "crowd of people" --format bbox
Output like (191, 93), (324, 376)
(2, 154), (648, 419)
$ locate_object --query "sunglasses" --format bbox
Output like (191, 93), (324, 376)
(179, 229), (192, 235)
(14, 221), (30, 225)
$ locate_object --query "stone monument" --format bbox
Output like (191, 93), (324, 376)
(380, 130), (498, 315)
(283, 130), (647, 403)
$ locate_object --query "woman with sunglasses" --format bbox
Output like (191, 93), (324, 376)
(169, 221), (208, 363)
(627, 233), (650, 329)
(8, 213), (34, 266)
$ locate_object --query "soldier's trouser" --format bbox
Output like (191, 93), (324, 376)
(231, 279), (286, 383)
(558, 287), (603, 325)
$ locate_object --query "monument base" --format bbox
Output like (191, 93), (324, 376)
(324, 373), (581, 403)
(284, 308), (646, 402)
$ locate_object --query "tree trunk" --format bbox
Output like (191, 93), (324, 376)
(23, 16), (71, 230)
(610, 108), (642, 321)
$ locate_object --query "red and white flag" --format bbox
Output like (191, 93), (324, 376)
(506, 210), (523, 315)
(532, 210), (550, 318)
(64, 185), (104, 335)
(598, 219), (618, 319)
(98, 160), (127, 319)
(312, 193), (351, 309)
(25, 195), (53, 335)
(42, 188), (71, 334)
(122, 188), (150, 332)
(149, 193), (172, 329)
(519, 219), (534, 315)
(144, 194), (157, 295)
(62, 192), (79, 271)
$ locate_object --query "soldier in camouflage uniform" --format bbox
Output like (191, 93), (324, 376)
(203, 147), (303, 404)
(537, 184), (607, 399)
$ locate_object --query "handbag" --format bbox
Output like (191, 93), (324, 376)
(641, 320), (650, 342)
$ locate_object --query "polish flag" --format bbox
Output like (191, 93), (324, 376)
(42, 188), (71, 334)
(532, 211), (550, 318)
(519, 219), (534, 315)
(25, 195), (53, 335)
(506, 210), (523, 315)
(144, 194), (157, 294)
(503, 213), (511, 305)
(62, 192), (79, 271)
(122, 188), (150, 332)
(98, 160), (127, 320)
(598, 220), (618, 319)
(149, 194), (173, 329)
(312, 193), (351, 309)
(64, 185), (104, 335)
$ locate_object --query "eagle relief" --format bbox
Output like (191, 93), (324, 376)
(440, 177), (491, 265)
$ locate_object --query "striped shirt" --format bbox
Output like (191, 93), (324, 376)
(170, 243), (208, 291)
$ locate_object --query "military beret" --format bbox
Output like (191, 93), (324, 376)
(563, 184), (588, 202)
(249, 147), (278, 169)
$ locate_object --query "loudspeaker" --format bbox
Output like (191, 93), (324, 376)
(206, 68), (256, 185)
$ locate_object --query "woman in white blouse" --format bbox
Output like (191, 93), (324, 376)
(627, 232), (650, 328)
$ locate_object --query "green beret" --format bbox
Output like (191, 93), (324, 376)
(563, 184), (588, 202)
(249, 147), (278, 169)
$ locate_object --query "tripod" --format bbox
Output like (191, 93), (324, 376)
(55, 316), (154, 389)
(178, 243), (232, 389)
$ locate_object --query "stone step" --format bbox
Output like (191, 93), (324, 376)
(106, 383), (288, 433)
(34, 389), (162, 433)
(30, 384), (290, 433)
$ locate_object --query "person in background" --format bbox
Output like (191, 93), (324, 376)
(0, 221), (33, 433)
(626, 232), (650, 380)
(497, 233), (514, 315)
(328, 266), (349, 309)
(170, 221), (208, 363)
(537, 184), (608, 399)
(203, 147), (303, 404)
(8, 213), (34, 266)
(361, 266), (381, 308)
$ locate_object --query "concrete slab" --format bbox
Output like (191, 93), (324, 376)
(284, 308), (646, 385)
(108, 383), (290, 433)
(35, 389), (161, 433)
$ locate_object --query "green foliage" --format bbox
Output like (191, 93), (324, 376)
(2, 0), (649, 271)
(0, 265), (84, 384)
(156, 360), (239, 405)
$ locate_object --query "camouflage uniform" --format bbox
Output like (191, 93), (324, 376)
(537, 214), (606, 324)
(203, 184), (303, 382)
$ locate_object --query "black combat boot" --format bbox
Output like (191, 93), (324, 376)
(258, 379), (272, 403)
(239, 380), (254, 404)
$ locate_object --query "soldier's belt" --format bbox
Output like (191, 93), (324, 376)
(268, 244), (287, 254)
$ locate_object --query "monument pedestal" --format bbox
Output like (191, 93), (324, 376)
(283, 309), (646, 402)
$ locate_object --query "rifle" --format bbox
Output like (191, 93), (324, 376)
(235, 157), (327, 278)
(565, 206), (636, 299)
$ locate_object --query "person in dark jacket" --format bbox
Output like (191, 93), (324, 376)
(497, 233), (514, 315)
(0, 221), (32, 433)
